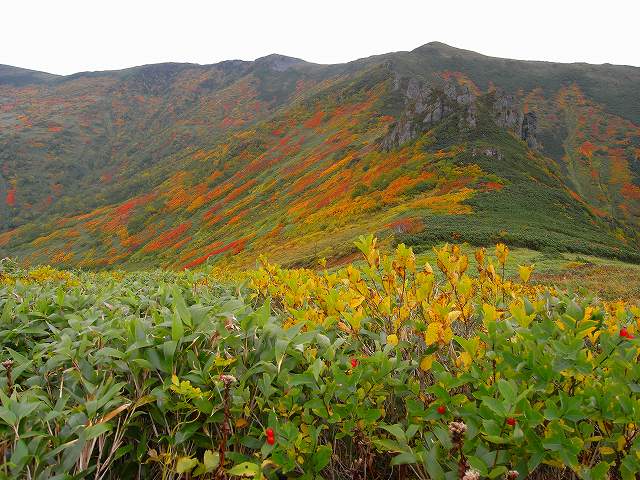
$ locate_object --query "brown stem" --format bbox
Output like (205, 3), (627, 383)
(217, 381), (232, 479)
(2, 360), (14, 395)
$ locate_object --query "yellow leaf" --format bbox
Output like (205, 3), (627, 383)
(380, 296), (391, 315)
(420, 355), (434, 371)
(600, 446), (615, 455)
(495, 243), (509, 265)
(456, 351), (472, 371)
(424, 323), (440, 346)
(349, 295), (365, 309)
(518, 264), (534, 283)
(443, 326), (453, 344)
(483, 304), (498, 323)
(235, 418), (249, 428)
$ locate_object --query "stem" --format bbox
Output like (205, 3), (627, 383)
(217, 382), (231, 477)
(2, 360), (14, 395)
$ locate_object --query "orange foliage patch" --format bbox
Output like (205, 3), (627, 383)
(0, 230), (15, 247)
(171, 235), (192, 251)
(578, 141), (596, 159)
(387, 217), (425, 234)
(266, 223), (284, 239)
(620, 183), (640, 201)
(407, 189), (474, 214)
(222, 179), (257, 204)
(608, 148), (631, 185)
(483, 182), (504, 191)
(100, 172), (113, 183)
(304, 111), (325, 129)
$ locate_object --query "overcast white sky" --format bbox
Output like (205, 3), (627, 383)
(1, 0), (639, 75)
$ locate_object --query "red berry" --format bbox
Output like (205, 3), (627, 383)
(351, 358), (358, 368)
(266, 436), (275, 445)
(437, 405), (446, 415)
(506, 417), (516, 426)
(620, 328), (629, 338)
(265, 427), (274, 437)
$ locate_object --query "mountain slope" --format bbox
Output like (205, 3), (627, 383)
(1, 43), (639, 268)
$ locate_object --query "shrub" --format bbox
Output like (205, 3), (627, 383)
(0, 237), (638, 478)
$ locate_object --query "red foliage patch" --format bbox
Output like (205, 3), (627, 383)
(143, 222), (192, 252)
(182, 238), (247, 269)
(5, 188), (16, 207)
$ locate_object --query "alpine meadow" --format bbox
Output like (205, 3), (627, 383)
(1, 26), (640, 480)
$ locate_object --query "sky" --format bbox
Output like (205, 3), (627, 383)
(1, 0), (639, 75)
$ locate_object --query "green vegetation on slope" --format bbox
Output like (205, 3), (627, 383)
(1, 43), (639, 270)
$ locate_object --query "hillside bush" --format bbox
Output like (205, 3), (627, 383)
(0, 237), (638, 479)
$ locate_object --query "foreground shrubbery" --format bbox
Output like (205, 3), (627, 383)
(0, 238), (639, 479)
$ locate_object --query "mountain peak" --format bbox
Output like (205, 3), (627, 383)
(254, 54), (308, 71)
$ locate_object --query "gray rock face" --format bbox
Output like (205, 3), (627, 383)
(381, 78), (477, 150)
(382, 77), (538, 151)
(493, 93), (521, 130)
(492, 91), (538, 148)
(521, 112), (538, 149)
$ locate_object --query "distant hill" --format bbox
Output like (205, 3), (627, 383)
(1, 42), (639, 268)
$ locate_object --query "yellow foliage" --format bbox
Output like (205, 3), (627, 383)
(249, 235), (552, 377)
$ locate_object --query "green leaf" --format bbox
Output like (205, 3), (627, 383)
(227, 462), (260, 477)
(173, 287), (192, 327)
(589, 462), (610, 480)
(484, 435), (508, 444)
(381, 424), (407, 444)
(489, 466), (508, 478)
(0, 403), (16, 426)
(391, 451), (417, 466)
(203, 450), (220, 472)
(424, 447), (444, 480)
(467, 456), (489, 476)
(171, 311), (184, 341)
(497, 379), (517, 404)
(311, 358), (324, 382)
(312, 445), (332, 472)
(176, 456), (198, 474)
(85, 423), (112, 440)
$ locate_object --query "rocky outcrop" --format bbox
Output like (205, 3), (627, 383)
(493, 93), (521, 130)
(382, 77), (537, 151)
(381, 78), (477, 150)
(521, 112), (538, 149)
(492, 91), (537, 148)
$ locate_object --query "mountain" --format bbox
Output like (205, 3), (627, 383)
(1, 42), (639, 269)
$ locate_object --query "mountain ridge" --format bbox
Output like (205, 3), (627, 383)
(5, 41), (640, 79)
(1, 42), (639, 269)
